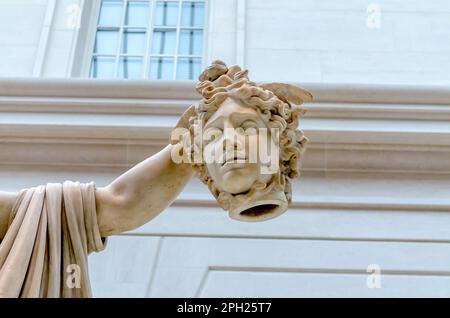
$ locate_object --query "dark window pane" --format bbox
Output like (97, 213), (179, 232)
(149, 57), (174, 79)
(154, 1), (178, 26)
(152, 30), (176, 54)
(95, 30), (119, 54)
(176, 57), (201, 80)
(178, 30), (203, 55)
(122, 30), (146, 54)
(91, 56), (116, 78)
(181, 2), (204, 27)
(99, 0), (124, 26)
(119, 57), (143, 79)
(126, 1), (149, 26)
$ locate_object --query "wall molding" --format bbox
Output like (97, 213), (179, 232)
(1, 79), (450, 174)
(1, 79), (450, 103)
(69, 0), (101, 77)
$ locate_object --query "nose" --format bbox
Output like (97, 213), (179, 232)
(221, 121), (243, 152)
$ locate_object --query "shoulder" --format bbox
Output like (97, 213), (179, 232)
(0, 191), (18, 210)
(0, 191), (19, 237)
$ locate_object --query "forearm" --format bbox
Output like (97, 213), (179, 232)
(95, 144), (193, 237)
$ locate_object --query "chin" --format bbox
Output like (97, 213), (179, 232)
(221, 170), (256, 194)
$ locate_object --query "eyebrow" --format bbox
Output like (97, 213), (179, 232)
(204, 112), (262, 130)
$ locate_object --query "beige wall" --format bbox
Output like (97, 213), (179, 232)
(0, 0), (449, 84)
(220, 0), (450, 84)
(0, 0), (49, 76)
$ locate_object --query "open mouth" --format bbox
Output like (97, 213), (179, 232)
(221, 155), (247, 166)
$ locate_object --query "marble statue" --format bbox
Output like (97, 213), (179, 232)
(171, 60), (312, 221)
(0, 60), (311, 298)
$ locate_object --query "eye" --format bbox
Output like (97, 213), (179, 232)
(240, 120), (259, 134)
(203, 127), (222, 145)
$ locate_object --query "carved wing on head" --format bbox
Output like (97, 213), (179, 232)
(260, 82), (313, 105)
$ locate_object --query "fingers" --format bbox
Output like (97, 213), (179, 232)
(170, 105), (198, 145)
(176, 105), (197, 130)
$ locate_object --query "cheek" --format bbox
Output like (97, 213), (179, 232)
(244, 135), (258, 159)
(206, 162), (221, 181)
(270, 137), (279, 156)
(219, 167), (260, 194)
(247, 134), (266, 160)
(203, 139), (224, 166)
(203, 142), (215, 162)
(254, 134), (279, 156)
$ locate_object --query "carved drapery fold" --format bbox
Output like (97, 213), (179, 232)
(0, 181), (106, 298)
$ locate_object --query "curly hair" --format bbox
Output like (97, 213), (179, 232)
(185, 61), (310, 214)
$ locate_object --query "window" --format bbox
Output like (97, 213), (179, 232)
(90, 0), (205, 80)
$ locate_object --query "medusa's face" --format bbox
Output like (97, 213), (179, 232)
(203, 97), (278, 194)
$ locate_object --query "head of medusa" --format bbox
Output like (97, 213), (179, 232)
(177, 60), (312, 222)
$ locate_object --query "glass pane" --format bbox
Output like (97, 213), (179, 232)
(122, 30), (146, 54)
(95, 30), (119, 54)
(178, 30), (203, 55)
(152, 30), (176, 54)
(181, 2), (204, 27)
(99, 0), (124, 26)
(91, 56), (115, 78)
(176, 58), (201, 80)
(154, 1), (179, 26)
(126, 1), (149, 26)
(149, 57), (174, 79)
(119, 57), (143, 79)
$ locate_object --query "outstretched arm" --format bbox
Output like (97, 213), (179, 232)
(95, 105), (196, 237)
(95, 144), (193, 237)
(0, 146), (193, 240)
(0, 106), (196, 239)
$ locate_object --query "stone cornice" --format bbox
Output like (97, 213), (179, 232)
(1, 78), (450, 104)
(0, 79), (449, 173)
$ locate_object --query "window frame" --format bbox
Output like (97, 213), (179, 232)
(80, 0), (209, 80)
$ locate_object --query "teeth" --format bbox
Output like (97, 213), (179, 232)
(222, 158), (247, 166)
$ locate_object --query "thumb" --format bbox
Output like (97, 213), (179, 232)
(175, 105), (198, 130)
(170, 105), (198, 145)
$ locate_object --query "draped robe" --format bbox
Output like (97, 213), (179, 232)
(0, 181), (106, 298)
